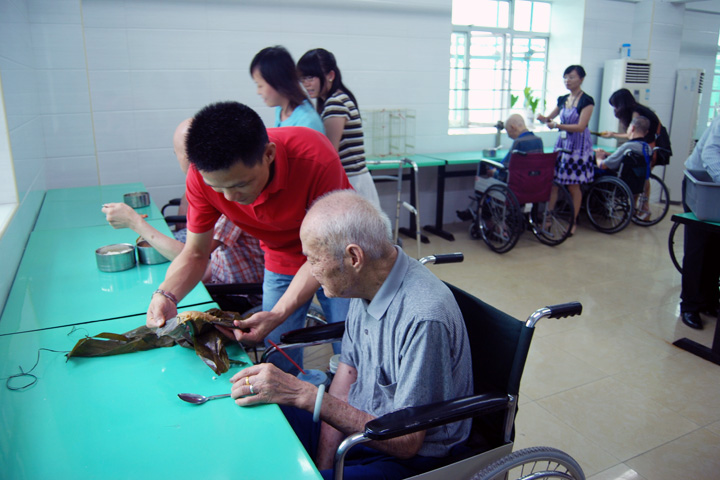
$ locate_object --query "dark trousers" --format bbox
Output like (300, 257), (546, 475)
(280, 406), (446, 480)
(680, 178), (720, 313)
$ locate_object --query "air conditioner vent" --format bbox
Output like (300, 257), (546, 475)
(624, 62), (651, 84)
(698, 72), (704, 94)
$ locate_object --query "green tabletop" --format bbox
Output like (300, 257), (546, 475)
(672, 212), (720, 229)
(366, 154), (445, 170)
(44, 182), (149, 203)
(424, 145), (616, 165)
(35, 198), (164, 231)
(0, 313), (321, 479)
(0, 220), (212, 335)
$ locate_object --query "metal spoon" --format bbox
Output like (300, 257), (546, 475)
(178, 392), (231, 404)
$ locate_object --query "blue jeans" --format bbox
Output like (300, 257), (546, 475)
(280, 406), (445, 480)
(263, 269), (350, 372)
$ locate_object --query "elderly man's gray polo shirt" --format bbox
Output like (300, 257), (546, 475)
(340, 247), (473, 457)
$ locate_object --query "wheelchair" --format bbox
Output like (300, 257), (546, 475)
(467, 151), (574, 253)
(264, 253), (586, 480)
(584, 149), (670, 234)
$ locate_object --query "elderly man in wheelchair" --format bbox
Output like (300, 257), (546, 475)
(462, 115), (575, 253)
(229, 189), (474, 479)
(227, 190), (585, 480)
(589, 115), (654, 233)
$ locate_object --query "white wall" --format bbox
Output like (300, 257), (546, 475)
(0, 0), (47, 314)
(1, 0), (720, 269)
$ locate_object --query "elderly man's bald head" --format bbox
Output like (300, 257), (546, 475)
(173, 118), (193, 174)
(301, 190), (394, 263)
(504, 114), (528, 139)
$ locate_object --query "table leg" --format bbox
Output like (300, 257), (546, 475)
(398, 165), (429, 244)
(423, 164), (456, 241)
(673, 313), (720, 366)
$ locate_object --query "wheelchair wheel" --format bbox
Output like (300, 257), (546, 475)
(471, 446), (585, 480)
(668, 221), (683, 274)
(469, 220), (482, 239)
(585, 176), (633, 233)
(478, 185), (524, 254)
(530, 183), (574, 246)
(631, 174), (670, 227)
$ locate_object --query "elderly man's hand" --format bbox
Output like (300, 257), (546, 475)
(229, 310), (284, 345)
(102, 202), (146, 230)
(230, 364), (316, 409)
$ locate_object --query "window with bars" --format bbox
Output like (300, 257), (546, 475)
(450, 0), (551, 129)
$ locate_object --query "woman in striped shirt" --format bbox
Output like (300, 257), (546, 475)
(297, 48), (381, 208)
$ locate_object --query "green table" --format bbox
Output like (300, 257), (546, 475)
(670, 212), (720, 366)
(0, 313), (321, 479)
(44, 182), (149, 203)
(0, 220), (212, 335)
(37, 182), (167, 231)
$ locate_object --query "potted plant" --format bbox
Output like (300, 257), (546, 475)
(523, 87), (540, 128)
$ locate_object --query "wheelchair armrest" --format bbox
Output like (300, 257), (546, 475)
(479, 158), (506, 170)
(363, 392), (510, 441)
(164, 215), (187, 225)
(161, 198), (182, 216)
(204, 282), (264, 296)
(260, 322), (346, 363)
(281, 321), (346, 344)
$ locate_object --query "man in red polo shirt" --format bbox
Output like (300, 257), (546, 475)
(147, 101), (352, 372)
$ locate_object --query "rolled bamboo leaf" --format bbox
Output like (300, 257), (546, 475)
(66, 309), (248, 374)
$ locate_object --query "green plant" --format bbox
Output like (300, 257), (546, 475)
(510, 94), (519, 108)
(523, 87), (540, 114)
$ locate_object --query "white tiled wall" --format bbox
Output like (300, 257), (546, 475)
(0, 0), (47, 314)
(1, 0), (720, 273)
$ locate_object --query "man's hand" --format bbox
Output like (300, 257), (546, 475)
(230, 310), (285, 345)
(102, 202), (145, 230)
(146, 294), (177, 327)
(230, 364), (316, 409)
(595, 149), (608, 160)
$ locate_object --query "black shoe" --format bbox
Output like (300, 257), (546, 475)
(456, 209), (473, 221)
(681, 312), (703, 330)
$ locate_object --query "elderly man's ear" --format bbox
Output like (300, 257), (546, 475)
(346, 244), (364, 270)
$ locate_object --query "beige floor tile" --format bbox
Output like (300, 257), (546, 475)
(613, 350), (720, 426)
(521, 336), (608, 399)
(513, 401), (618, 477)
(707, 420), (720, 437)
(540, 327), (674, 376)
(587, 463), (648, 480)
(626, 428), (720, 480)
(538, 377), (698, 461)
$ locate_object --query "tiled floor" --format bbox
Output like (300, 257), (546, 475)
(306, 204), (720, 479)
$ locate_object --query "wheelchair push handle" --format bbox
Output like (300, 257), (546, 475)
(525, 301), (582, 327)
(419, 253), (464, 265)
(546, 302), (583, 319)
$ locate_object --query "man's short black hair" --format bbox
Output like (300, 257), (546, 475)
(186, 101), (269, 172)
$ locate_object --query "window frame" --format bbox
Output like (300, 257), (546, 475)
(449, 0), (550, 131)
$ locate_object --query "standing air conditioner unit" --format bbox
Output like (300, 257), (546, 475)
(666, 68), (704, 203)
(597, 59), (652, 148)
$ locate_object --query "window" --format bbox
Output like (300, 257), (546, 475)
(708, 32), (720, 126)
(450, 0), (550, 129)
